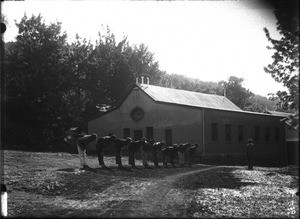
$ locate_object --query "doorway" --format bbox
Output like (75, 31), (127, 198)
(133, 130), (143, 141)
(165, 129), (172, 146)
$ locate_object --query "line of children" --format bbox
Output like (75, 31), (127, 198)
(66, 128), (200, 170)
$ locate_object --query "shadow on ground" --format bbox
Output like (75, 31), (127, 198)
(173, 167), (257, 190)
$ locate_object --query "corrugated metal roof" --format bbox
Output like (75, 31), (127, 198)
(139, 84), (242, 111)
(267, 110), (292, 118)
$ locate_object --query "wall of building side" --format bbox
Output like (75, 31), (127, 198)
(203, 109), (286, 157)
(88, 88), (204, 151)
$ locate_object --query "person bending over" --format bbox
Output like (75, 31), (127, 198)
(114, 137), (132, 169)
(186, 143), (199, 167)
(141, 138), (154, 168)
(178, 142), (190, 167)
(128, 137), (147, 168)
(76, 133), (98, 169)
(162, 144), (179, 168)
(152, 141), (165, 167)
(95, 135), (117, 169)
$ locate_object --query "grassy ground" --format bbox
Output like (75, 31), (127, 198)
(1, 150), (299, 218)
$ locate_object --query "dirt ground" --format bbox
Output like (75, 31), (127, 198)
(1, 150), (299, 218)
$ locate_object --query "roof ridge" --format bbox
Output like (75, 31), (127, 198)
(140, 84), (225, 98)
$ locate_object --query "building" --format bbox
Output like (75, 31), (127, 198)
(266, 111), (299, 165)
(88, 76), (287, 166)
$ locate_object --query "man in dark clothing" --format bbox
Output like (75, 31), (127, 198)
(246, 138), (254, 170)
(162, 144), (179, 167)
(186, 143), (199, 167)
(178, 142), (191, 167)
(128, 137), (147, 168)
(95, 135), (117, 169)
(152, 142), (165, 167)
(76, 133), (98, 169)
(114, 137), (132, 168)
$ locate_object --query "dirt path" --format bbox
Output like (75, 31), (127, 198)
(125, 166), (220, 217)
(4, 150), (298, 217)
(60, 165), (219, 217)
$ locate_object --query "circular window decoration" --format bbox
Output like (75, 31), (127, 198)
(130, 107), (145, 122)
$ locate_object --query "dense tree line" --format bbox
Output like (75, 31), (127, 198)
(2, 14), (166, 149)
(263, 0), (299, 129)
(1, 14), (285, 150)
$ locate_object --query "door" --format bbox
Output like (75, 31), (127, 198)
(133, 130), (143, 141)
(165, 129), (172, 146)
(146, 126), (154, 141)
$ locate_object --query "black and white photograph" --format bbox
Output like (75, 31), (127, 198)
(0, 0), (299, 217)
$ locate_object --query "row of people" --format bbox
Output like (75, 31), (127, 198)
(66, 130), (199, 170)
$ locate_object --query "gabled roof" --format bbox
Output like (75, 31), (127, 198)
(138, 84), (242, 111)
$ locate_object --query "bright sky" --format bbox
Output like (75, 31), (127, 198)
(2, 0), (287, 97)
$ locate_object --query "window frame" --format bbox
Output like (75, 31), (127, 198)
(265, 127), (270, 142)
(225, 124), (232, 141)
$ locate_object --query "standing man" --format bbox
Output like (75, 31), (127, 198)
(152, 141), (165, 168)
(76, 133), (98, 170)
(246, 138), (254, 170)
(95, 135), (117, 169)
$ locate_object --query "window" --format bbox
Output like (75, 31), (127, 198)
(123, 128), (130, 138)
(265, 127), (270, 142)
(225, 124), (231, 141)
(146, 126), (153, 141)
(165, 129), (172, 146)
(275, 127), (280, 142)
(211, 123), (218, 141)
(254, 126), (260, 141)
(238, 125), (244, 141)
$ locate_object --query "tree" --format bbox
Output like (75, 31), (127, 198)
(61, 34), (96, 128)
(91, 27), (164, 109)
(4, 14), (68, 148)
(263, 0), (299, 129)
(243, 94), (276, 113)
(218, 76), (253, 109)
(264, 0), (299, 111)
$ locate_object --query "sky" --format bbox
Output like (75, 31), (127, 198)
(2, 0), (287, 97)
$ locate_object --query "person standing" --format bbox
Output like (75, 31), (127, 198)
(76, 133), (98, 170)
(246, 138), (254, 170)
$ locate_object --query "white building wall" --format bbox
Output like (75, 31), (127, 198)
(88, 87), (204, 151)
